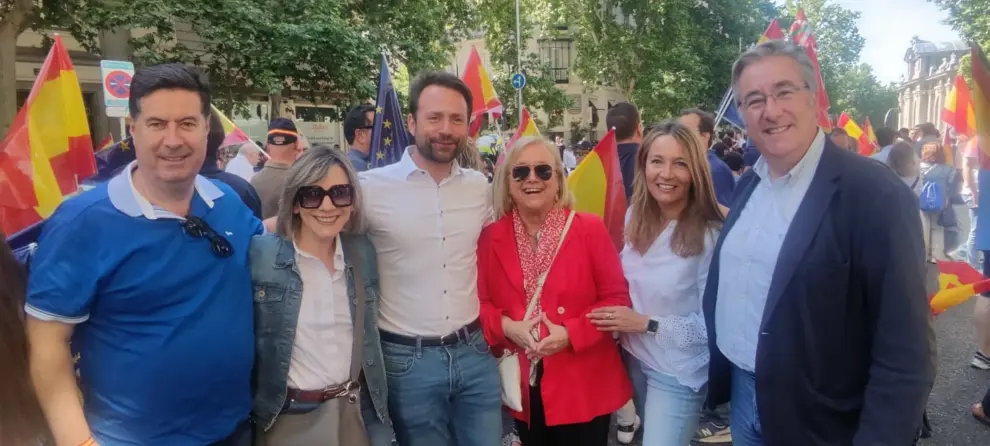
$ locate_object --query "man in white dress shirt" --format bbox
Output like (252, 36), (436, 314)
(358, 71), (500, 446)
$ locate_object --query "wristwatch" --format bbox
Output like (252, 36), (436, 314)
(646, 318), (660, 335)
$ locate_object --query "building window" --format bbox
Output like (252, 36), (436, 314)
(539, 39), (572, 84)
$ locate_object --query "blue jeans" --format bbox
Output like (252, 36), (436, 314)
(639, 361), (707, 446)
(622, 349), (647, 424)
(730, 365), (764, 446)
(967, 207), (982, 267)
(381, 329), (502, 446)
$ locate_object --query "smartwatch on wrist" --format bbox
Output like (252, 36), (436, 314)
(646, 318), (660, 335)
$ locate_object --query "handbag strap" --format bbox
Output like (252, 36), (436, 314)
(340, 237), (367, 381)
(523, 210), (576, 318)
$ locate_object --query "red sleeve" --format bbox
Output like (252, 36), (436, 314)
(477, 229), (509, 351)
(562, 213), (632, 354)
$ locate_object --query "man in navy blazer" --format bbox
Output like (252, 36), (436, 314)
(702, 40), (935, 446)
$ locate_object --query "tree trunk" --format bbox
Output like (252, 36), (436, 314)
(0, 20), (18, 138)
(270, 91), (282, 119)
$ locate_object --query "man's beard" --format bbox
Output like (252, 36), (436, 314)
(415, 133), (466, 164)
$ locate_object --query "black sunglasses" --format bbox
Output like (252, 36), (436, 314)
(511, 164), (554, 182)
(182, 216), (233, 258)
(295, 184), (355, 209)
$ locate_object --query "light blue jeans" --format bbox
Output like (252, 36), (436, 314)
(730, 365), (764, 446)
(381, 329), (502, 446)
(626, 353), (707, 446)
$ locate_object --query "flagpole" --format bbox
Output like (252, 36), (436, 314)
(515, 0), (523, 127)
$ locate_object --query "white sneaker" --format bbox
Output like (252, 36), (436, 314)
(616, 414), (641, 444)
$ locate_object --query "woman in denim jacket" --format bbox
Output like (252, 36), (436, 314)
(250, 145), (391, 446)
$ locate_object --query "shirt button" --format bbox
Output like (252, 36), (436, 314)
(257, 290), (266, 297)
(443, 264), (446, 268)
(557, 306), (565, 314)
(444, 290), (447, 294)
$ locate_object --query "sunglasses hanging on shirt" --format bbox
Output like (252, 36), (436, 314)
(511, 164), (554, 182)
(295, 184), (355, 209)
(182, 216), (234, 258)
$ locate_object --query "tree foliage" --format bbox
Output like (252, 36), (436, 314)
(0, 0), (473, 134)
(932, 0), (990, 48)
(560, 0), (779, 123)
(475, 0), (572, 131)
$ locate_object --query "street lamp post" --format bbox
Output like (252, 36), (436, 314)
(884, 107), (900, 129)
(515, 0), (523, 127)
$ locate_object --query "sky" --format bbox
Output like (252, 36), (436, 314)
(777, 0), (962, 85)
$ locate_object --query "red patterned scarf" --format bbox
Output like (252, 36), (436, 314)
(512, 207), (567, 319)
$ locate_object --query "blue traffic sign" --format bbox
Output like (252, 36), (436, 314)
(511, 72), (527, 90)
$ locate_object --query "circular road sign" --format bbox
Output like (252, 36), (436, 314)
(104, 70), (132, 99)
(511, 72), (527, 90)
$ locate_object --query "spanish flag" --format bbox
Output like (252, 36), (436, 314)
(0, 35), (95, 236)
(942, 74), (976, 137)
(861, 117), (879, 156)
(497, 108), (541, 168)
(462, 47), (502, 137)
(211, 105), (252, 148)
(759, 19), (785, 43)
(567, 129), (626, 251)
(930, 260), (990, 314)
(790, 9), (832, 132)
(970, 44), (990, 159)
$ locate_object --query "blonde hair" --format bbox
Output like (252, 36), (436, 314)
(491, 136), (575, 219)
(627, 121), (723, 256)
(457, 137), (484, 171)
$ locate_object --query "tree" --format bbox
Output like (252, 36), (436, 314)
(781, 0), (896, 128)
(561, 0), (779, 123)
(474, 0), (572, 132)
(932, 0), (990, 48)
(0, 0), (473, 134)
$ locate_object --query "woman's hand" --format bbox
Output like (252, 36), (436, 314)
(587, 306), (650, 333)
(529, 313), (570, 359)
(501, 316), (540, 352)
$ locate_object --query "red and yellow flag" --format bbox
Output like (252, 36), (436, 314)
(942, 74), (976, 137)
(462, 47), (503, 137)
(497, 108), (541, 168)
(759, 19), (785, 43)
(211, 105), (252, 148)
(567, 129), (626, 251)
(930, 260), (990, 314)
(970, 45), (990, 161)
(790, 9), (832, 132)
(861, 117), (879, 156)
(0, 35), (95, 236)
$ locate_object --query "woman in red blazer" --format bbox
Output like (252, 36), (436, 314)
(478, 136), (632, 446)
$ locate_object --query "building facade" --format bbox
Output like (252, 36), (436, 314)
(896, 37), (969, 133)
(450, 32), (627, 144)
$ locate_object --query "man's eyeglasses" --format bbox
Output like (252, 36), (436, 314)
(739, 84), (810, 113)
(295, 184), (355, 209)
(511, 164), (554, 182)
(182, 216), (233, 257)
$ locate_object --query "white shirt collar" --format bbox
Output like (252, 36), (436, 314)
(293, 237), (345, 273)
(108, 160), (224, 220)
(752, 129), (826, 185)
(395, 146), (463, 180)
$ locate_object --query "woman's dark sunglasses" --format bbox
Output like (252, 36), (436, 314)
(511, 164), (554, 182)
(182, 216), (233, 258)
(295, 184), (355, 209)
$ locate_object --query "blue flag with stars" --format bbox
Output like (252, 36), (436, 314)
(370, 55), (411, 168)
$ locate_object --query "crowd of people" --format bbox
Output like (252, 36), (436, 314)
(1, 37), (986, 446)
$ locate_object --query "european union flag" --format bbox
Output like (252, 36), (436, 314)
(723, 100), (745, 130)
(370, 55), (411, 168)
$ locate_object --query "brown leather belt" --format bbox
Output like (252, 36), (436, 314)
(286, 380), (361, 404)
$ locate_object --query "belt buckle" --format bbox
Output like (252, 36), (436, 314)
(439, 331), (457, 345)
(342, 380), (361, 404)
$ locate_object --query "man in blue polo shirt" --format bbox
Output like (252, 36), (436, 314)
(679, 108), (737, 206)
(26, 63), (261, 446)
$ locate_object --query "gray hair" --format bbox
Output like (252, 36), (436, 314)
(731, 40), (818, 103)
(275, 144), (366, 238)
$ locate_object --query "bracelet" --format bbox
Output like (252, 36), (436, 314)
(78, 437), (96, 446)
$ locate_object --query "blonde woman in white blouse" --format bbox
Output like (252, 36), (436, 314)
(589, 120), (727, 446)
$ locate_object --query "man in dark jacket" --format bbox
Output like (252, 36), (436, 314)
(605, 102), (642, 201)
(199, 113), (263, 219)
(703, 39), (934, 446)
